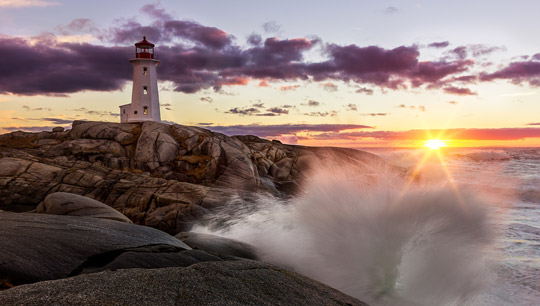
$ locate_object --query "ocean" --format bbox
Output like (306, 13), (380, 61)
(193, 147), (540, 306)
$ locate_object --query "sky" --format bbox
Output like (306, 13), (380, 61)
(1, 0), (540, 147)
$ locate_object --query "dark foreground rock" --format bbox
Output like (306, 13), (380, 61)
(0, 212), (190, 287)
(0, 261), (368, 306)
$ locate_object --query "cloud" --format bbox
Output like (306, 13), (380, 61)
(0, 3), (507, 96)
(428, 41), (450, 48)
(200, 96), (213, 103)
(0, 35), (132, 95)
(384, 6), (399, 14)
(447, 44), (504, 60)
(345, 103), (357, 111)
(258, 80), (269, 87)
(319, 82), (338, 92)
(396, 104), (426, 111)
(21, 117), (73, 125)
(448, 101), (458, 104)
(205, 123), (373, 138)
(481, 58), (540, 87)
(56, 18), (98, 35)
(443, 86), (477, 95)
(225, 107), (260, 116)
(304, 111), (338, 117)
(262, 21), (282, 33)
(362, 113), (388, 116)
(0, 0), (59, 8)
(302, 100), (320, 107)
(279, 85), (301, 91)
(527, 123), (540, 126)
(266, 107), (289, 115)
(247, 33), (262, 46)
(22, 105), (52, 111)
(103, 4), (233, 49)
(356, 87), (374, 95)
(72, 107), (119, 117)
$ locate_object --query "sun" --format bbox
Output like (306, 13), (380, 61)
(423, 139), (448, 150)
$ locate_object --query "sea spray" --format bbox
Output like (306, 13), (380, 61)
(192, 164), (497, 306)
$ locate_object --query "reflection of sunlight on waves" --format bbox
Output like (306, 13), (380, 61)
(193, 163), (499, 306)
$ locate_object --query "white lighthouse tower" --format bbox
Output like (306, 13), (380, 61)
(119, 37), (161, 123)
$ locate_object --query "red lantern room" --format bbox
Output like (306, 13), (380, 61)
(135, 36), (155, 59)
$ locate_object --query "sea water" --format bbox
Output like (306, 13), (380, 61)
(192, 147), (540, 306)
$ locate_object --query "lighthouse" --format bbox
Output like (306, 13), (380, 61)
(119, 37), (161, 123)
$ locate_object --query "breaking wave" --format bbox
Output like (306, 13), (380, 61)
(193, 163), (498, 305)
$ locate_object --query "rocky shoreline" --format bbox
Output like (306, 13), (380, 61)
(0, 121), (392, 304)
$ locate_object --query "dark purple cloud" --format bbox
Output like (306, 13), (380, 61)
(104, 4), (233, 49)
(527, 123), (540, 126)
(0, 36), (131, 95)
(205, 123), (373, 138)
(267, 107), (289, 114)
(446, 44), (504, 60)
(428, 41), (450, 48)
(481, 59), (540, 87)
(443, 86), (477, 95)
(0, 3), (523, 97)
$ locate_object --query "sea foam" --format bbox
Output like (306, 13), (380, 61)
(192, 161), (497, 306)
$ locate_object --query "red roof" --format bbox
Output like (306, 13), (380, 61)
(135, 36), (155, 47)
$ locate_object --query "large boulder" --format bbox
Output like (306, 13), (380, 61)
(0, 261), (368, 306)
(35, 192), (132, 223)
(176, 232), (259, 260)
(0, 212), (190, 287)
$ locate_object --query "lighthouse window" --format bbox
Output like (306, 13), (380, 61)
(143, 67), (148, 75)
(143, 106), (148, 115)
(143, 86), (148, 94)
(123, 109), (125, 114)
(134, 111), (138, 114)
